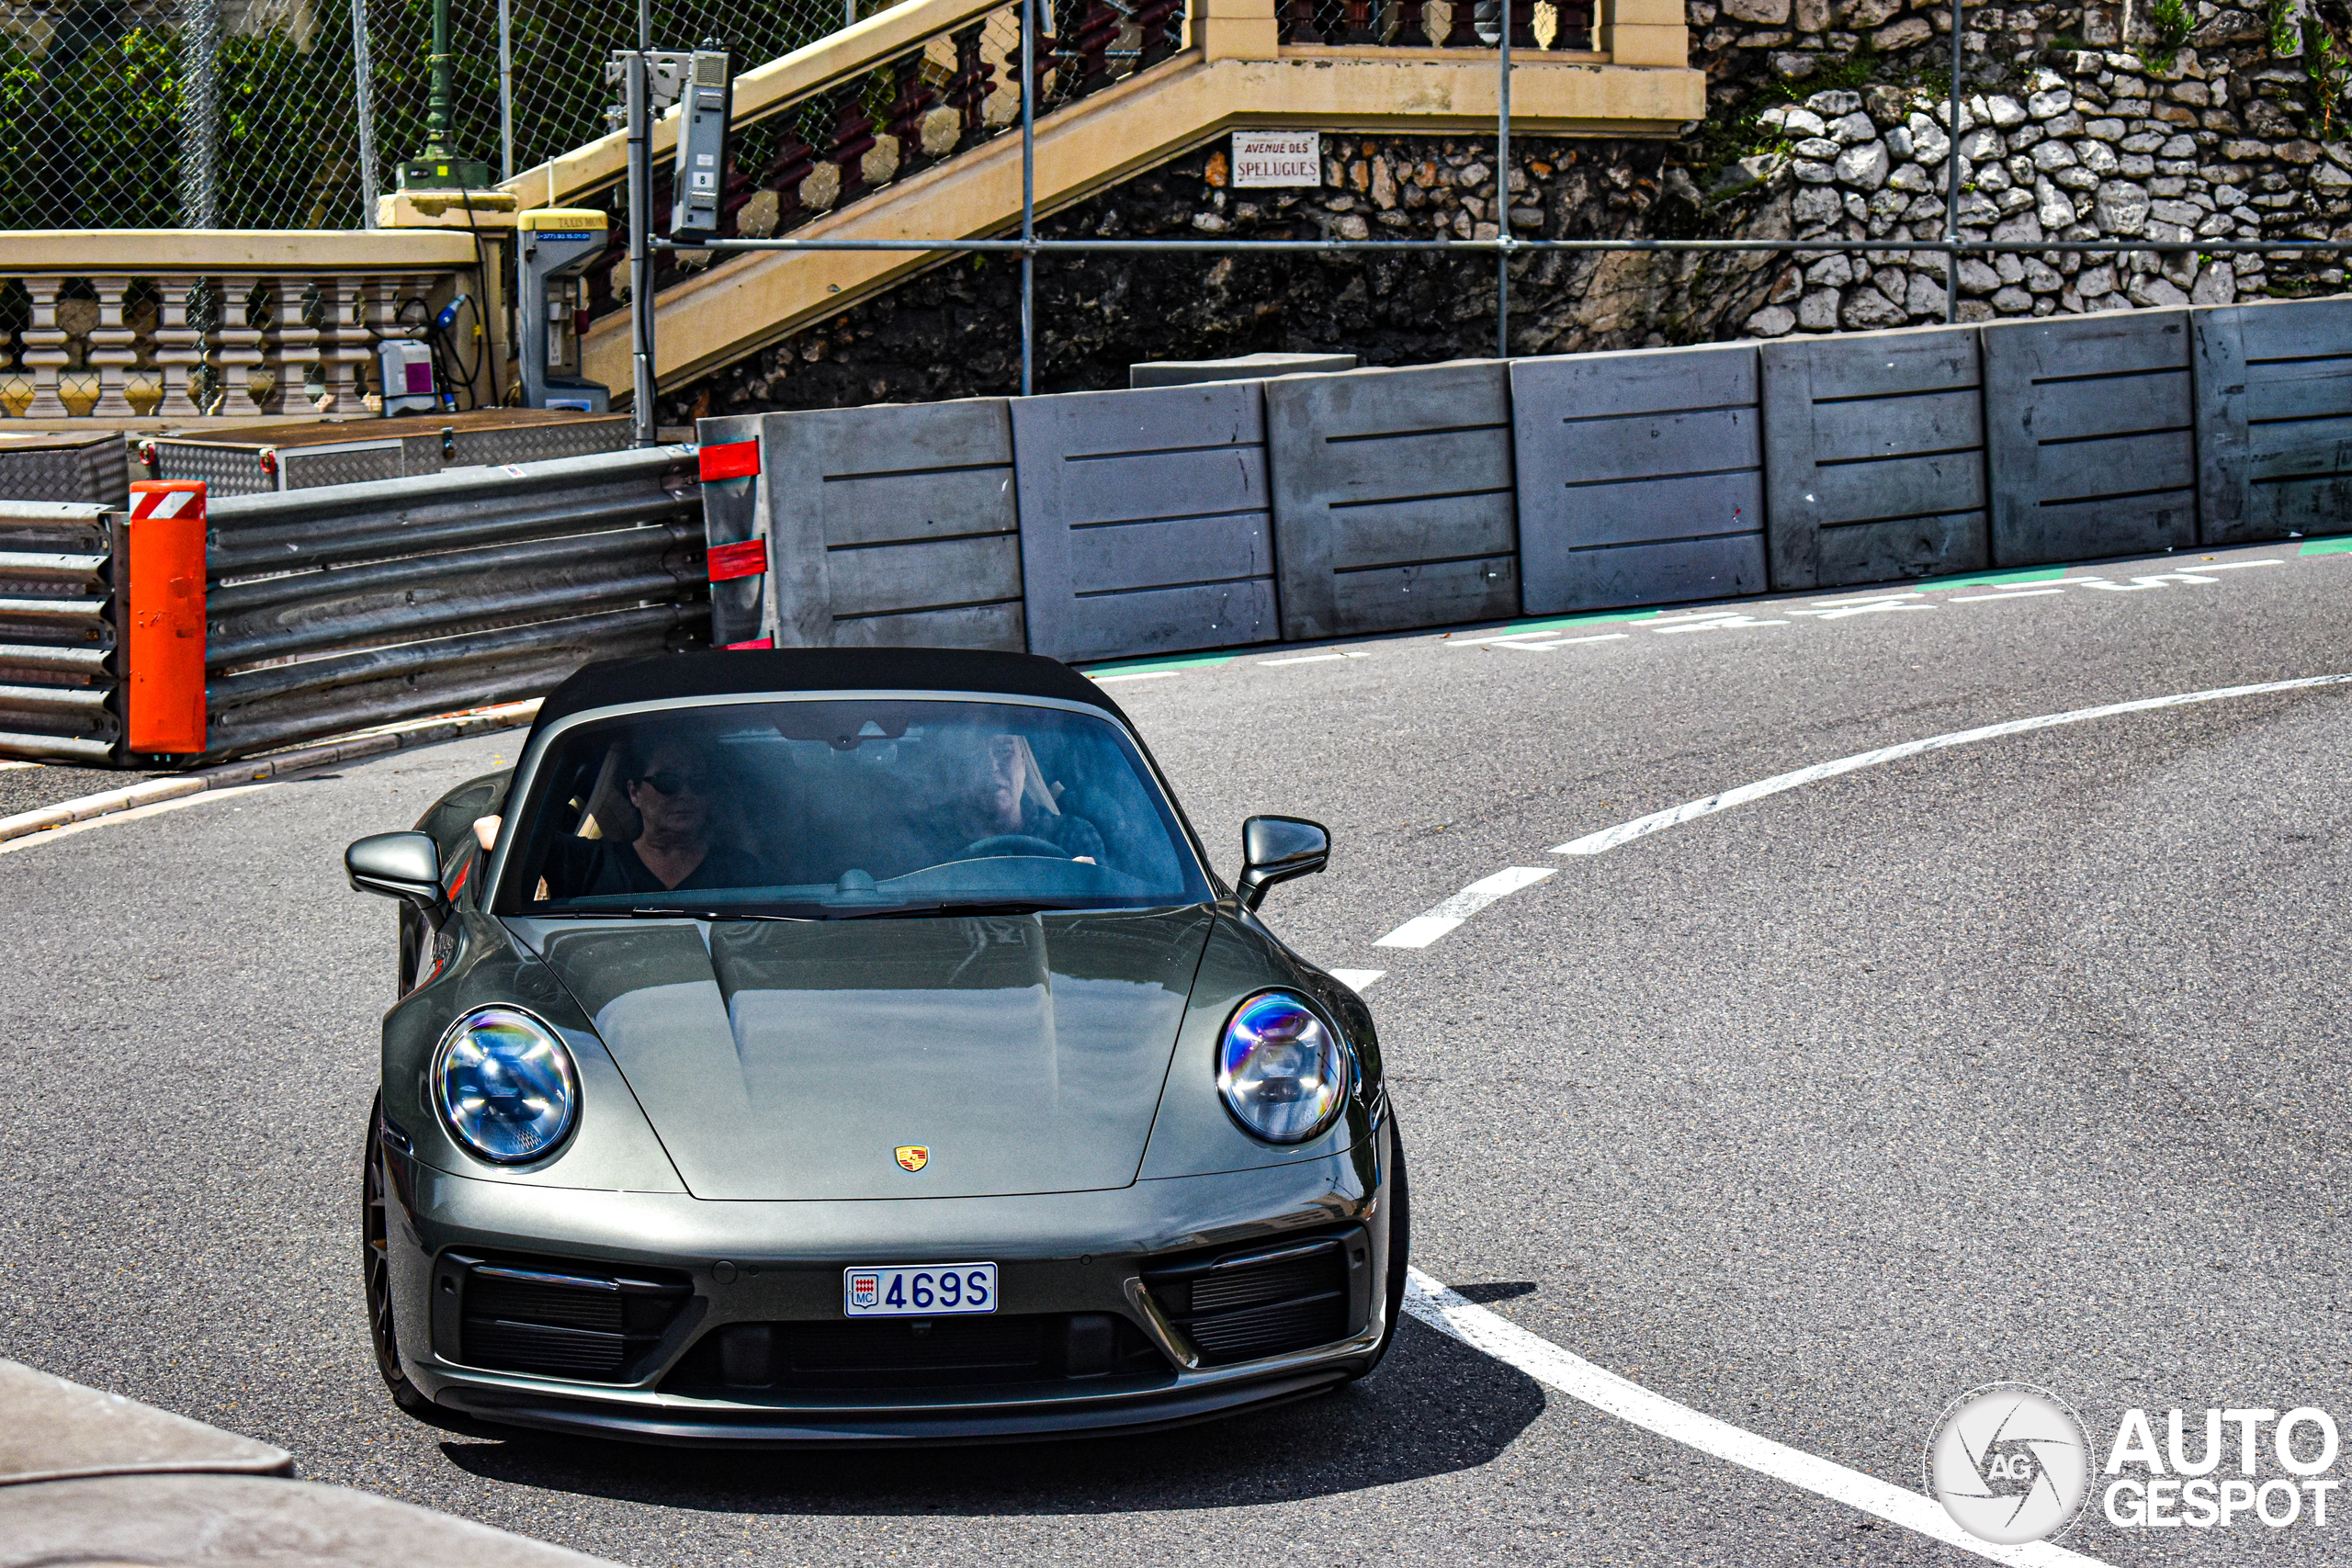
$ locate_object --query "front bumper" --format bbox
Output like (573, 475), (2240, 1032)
(384, 1134), (1392, 1445)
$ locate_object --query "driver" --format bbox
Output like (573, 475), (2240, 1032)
(934, 731), (1105, 865)
(537, 737), (765, 899)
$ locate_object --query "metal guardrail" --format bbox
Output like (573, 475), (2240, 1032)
(197, 446), (710, 763)
(0, 502), (120, 764)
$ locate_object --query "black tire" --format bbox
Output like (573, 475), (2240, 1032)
(1354, 1115), (1412, 1378)
(363, 1096), (433, 1416)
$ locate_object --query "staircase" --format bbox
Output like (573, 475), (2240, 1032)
(500, 0), (1705, 398)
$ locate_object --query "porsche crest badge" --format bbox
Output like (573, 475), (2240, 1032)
(894, 1145), (930, 1172)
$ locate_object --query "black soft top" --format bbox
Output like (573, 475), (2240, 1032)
(526, 648), (1130, 749)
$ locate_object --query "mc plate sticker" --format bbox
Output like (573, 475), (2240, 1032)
(844, 1262), (997, 1317)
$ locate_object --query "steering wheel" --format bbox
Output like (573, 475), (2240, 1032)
(959, 834), (1072, 860)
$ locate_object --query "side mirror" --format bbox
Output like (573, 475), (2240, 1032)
(346, 830), (448, 915)
(1237, 815), (1329, 912)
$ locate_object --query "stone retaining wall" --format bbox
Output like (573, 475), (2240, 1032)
(671, 0), (2351, 416)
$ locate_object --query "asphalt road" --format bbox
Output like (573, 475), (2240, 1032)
(4, 541), (2349, 1565)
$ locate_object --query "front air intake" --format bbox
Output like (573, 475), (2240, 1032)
(434, 1254), (692, 1382)
(1142, 1231), (1363, 1367)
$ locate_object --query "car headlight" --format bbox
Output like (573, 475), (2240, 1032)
(1217, 991), (1353, 1144)
(433, 1006), (580, 1165)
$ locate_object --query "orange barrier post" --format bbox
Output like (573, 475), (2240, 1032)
(125, 480), (208, 756)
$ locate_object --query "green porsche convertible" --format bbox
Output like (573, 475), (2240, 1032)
(346, 647), (1407, 1444)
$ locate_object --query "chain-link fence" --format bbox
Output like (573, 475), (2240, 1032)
(0, 0), (876, 230)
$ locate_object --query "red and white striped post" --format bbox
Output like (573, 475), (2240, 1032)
(124, 479), (208, 756)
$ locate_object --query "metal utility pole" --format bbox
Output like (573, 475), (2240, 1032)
(627, 51), (656, 444)
(1944, 0), (1963, 321)
(1020, 0), (1037, 397)
(183, 0), (220, 226)
(499, 0), (514, 181)
(349, 0), (381, 226)
(1497, 0), (1511, 360)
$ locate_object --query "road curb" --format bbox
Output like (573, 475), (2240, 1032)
(0, 702), (540, 847)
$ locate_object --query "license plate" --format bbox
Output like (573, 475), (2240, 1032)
(842, 1262), (997, 1317)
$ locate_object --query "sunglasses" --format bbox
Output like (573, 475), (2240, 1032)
(636, 770), (710, 796)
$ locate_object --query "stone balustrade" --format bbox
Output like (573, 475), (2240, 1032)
(0, 233), (487, 421)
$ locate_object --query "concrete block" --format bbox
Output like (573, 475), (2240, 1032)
(1513, 343), (1769, 614)
(1981, 310), (2198, 564)
(1762, 323), (1990, 590)
(1131, 352), (1358, 388)
(0, 1358), (289, 1486)
(1012, 381), (1280, 662)
(2194, 297), (2352, 546)
(1265, 359), (1519, 640)
(752, 399), (1024, 651)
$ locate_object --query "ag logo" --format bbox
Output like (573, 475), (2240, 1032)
(1925, 1383), (2091, 1545)
(894, 1145), (929, 1172)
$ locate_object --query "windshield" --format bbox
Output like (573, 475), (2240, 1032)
(496, 698), (1214, 918)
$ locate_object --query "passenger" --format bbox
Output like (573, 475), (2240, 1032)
(933, 732), (1105, 865)
(538, 739), (764, 898)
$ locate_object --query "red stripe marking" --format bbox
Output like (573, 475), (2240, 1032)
(708, 538), (767, 581)
(725, 637), (775, 650)
(697, 440), (760, 481)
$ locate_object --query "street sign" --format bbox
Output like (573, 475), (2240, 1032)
(1231, 130), (1321, 187)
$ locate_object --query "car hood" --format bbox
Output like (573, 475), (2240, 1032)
(528, 908), (1215, 1201)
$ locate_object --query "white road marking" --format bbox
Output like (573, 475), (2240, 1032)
(1260, 652), (1371, 666)
(2196, 558), (2281, 570)
(1329, 968), (1386, 990)
(1091, 671), (1181, 683)
(1807, 592), (1921, 606)
(0, 784), (278, 856)
(1790, 601), (1936, 620)
(1519, 633), (1631, 649)
(1655, 615), (1789, 634)
(1374, 865), (1555, 948)
(0, 761), (34, 772)
(1553, 672), (2352, 857)
(2074, 573), (2219, 591)
(1951, 589), (2066, 602)
(1402, 1269), (2107, 1568)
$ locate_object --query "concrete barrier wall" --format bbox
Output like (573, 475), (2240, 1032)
(2194, 297), (2352, 547)
(752, 400), (1026, 652)
(1512, 343), (1770, 615)
(1264, 361), (1519, 641)
(1012, 382), (1279, 664)
(697, 294), (2352, 672)
(1761, 324), (1990, 591)
(1981, 310), (2199, 567)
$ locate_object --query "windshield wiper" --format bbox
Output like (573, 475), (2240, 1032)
(626, 907), (803, 921)
(827, 899), (1066, 920)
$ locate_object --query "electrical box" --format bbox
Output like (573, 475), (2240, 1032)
(669, 43), (734, 244)
(378, 341), (442, 416)
(517, 209), (614, 412)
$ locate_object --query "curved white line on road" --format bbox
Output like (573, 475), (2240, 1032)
(1554, 673), (2352, 858)
(1402, 1269), (2107, 1567)
(0, 784), (277, 856)
(1374, 866), (1555, 949)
